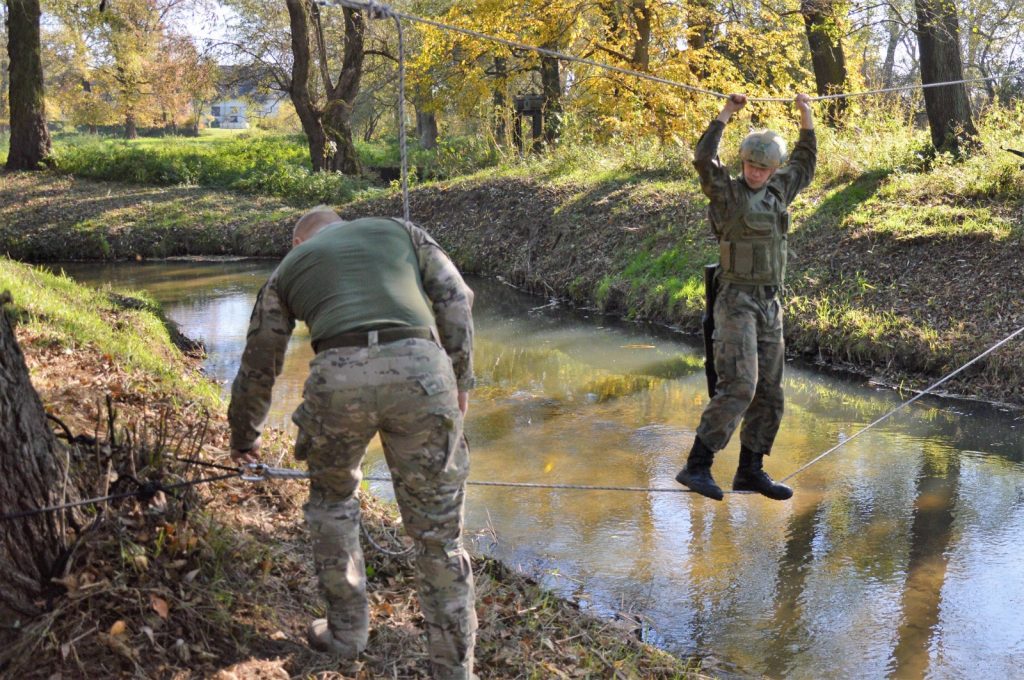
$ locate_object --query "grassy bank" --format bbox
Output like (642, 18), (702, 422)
(0, 258), (218, 408)
(0, 173), (299, 260)
(1, 259), (703, 678)
(51, 131), (373, 206)
(30, 129), (498, 205)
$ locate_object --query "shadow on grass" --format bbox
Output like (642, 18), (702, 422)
(801, 168), (891, 234)
(0, 172), (298, 261)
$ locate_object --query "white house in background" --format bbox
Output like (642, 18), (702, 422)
(207, 71), (285, 129)
(207, 95), (283, 129)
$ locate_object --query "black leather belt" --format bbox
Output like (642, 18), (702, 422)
(313, 327), (433, 353)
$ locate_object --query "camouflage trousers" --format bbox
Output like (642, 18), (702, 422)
(292, 337), (477, 679)
(696, 285), (785, 454)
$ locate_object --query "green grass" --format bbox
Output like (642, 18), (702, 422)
(40, 129), (504, 206)
(843, 202), (1015, 240)
(0, 257), (219, 403)
(51, 131), (371, 206)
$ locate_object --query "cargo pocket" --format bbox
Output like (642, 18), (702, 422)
(742, 212), (774, 235)
(732, 242), (755, 276)
(418, 374), (453, 396)
(291, 402), (323, 462)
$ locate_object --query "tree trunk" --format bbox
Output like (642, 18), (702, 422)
(416, 108), (437, 150)
(323, 114), (359, 173)
(492, 56), (507, 144)
(881, 7), (902, 88)
(800, 0), (848, 125)
(124, 111), (138, 139)
(686, 0), (715, 51)
(913, 0), (979, 155)
(0, 292), (67, 640)
(540, 50), (561, 147)
(630, 0), (651, 71)
(285, 0), (363, 175)
(5, 0), (52, 171)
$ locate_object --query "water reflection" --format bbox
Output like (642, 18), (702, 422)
(55, 260), (1024, 679)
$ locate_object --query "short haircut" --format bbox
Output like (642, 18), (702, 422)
(293, 205), (342, 242)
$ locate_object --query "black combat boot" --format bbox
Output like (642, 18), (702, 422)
(732, 445), (793, 500)
(675, 437), (724, 501)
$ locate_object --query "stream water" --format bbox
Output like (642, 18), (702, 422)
(58, 260), (1024, 679)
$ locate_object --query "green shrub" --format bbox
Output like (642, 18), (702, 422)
(51, 132), (371, 206)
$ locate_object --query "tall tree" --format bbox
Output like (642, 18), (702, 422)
(539, 47), (560, 146)
(285, 0), (364, 173)
(101, 0), (161, 139)
(5, 0), (51, 170)
(800, 0), (848, 124)
(0, 293), (67, 638)
(151, 33), (216, 134)
(913, 0), (979, 155)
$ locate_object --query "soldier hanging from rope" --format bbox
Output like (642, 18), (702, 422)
(676, 92), (817, 501)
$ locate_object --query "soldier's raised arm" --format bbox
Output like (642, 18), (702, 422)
(227, 271), (296, 453)
(401, 221), (475, 393)
(775, 93), (817, 205)
(693, 94), (747, 212)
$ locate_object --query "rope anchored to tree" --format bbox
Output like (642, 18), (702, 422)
(0, 471), (242, 523)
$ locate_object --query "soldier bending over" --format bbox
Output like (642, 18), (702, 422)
(228, 207), (477, 678)
(676, 93), (817, 501)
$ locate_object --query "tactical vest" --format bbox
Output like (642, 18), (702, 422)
(716, 186), (790, 287)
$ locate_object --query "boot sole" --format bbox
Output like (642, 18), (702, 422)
(732, 481), (793, 501)
(676, 471), (724, 501)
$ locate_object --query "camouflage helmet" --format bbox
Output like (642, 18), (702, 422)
(739, 129), (787, 169)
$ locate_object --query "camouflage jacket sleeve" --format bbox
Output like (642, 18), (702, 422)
(400, 220), (476, 391)
(693, 120), (740, 237)
(773, 128), (817, 205)
(227, 269), (296, 450)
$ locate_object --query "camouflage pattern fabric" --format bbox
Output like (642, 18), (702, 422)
(228, 219), (475, 451)
(227, 218), (477, 678)
(695, 286), (785, 454)
(693, 119), (816, 242)
(688, 118), (816, 457)
(296, 337), (476, 679)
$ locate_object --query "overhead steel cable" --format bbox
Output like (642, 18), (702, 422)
(321, 0), (1024, 103)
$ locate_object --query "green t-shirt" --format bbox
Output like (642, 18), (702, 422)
(275, 217), (435, 343)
